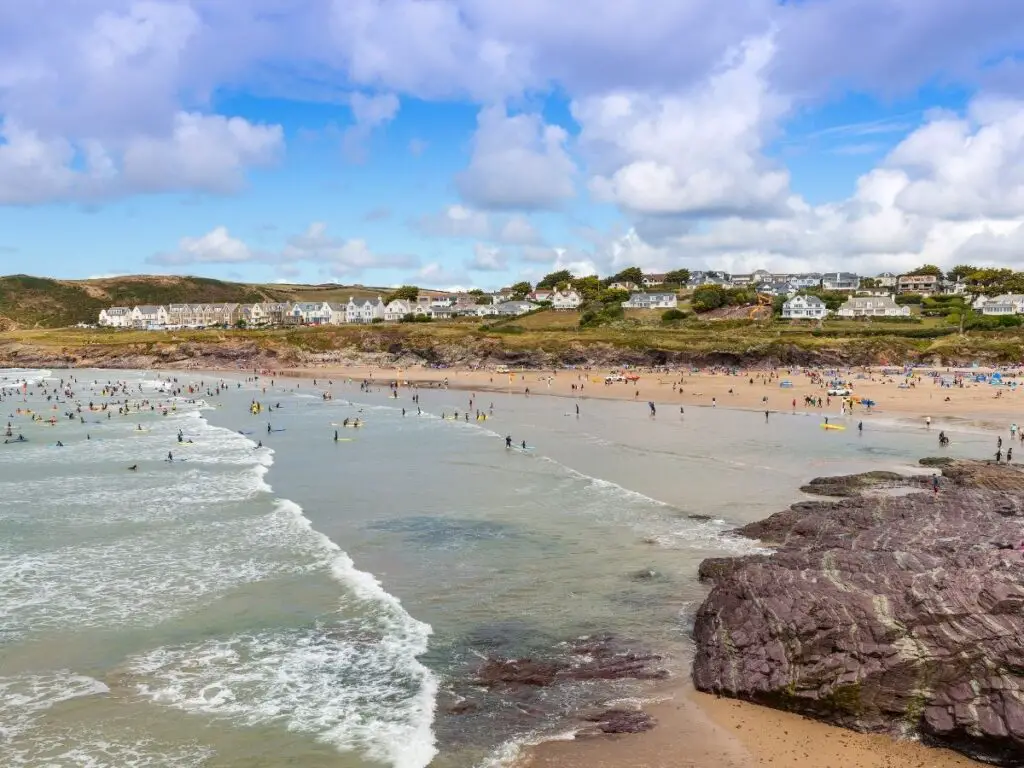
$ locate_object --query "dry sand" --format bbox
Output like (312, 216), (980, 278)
(524, 683), (980, 768)
(271, 361), (1003, 767)
(278, 363), (1024, 426)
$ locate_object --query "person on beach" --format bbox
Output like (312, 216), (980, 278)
(167, 451), (173, 462)
(765, 410), (769, 422)
(932, 474), (940, 494)
(858, 421), (863, 433)
(925, 416), (931, 429)
(521, 440), (527, 450)
(996, 448), (1003, 463)
(648, 401), (656, 416)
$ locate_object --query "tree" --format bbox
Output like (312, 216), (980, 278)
(692, 286), (726, 313)
(599, 287), (630, 305)
(903, 264), (943, 277)
(384, 285), (419, 303)
(612, 267), (644, 286)
(664, 269), (691, 285)
(859, 277), (879, 289)
(571, 275), (601, 300)
(509, 281), (532, 299)
(946, 264), (979, 282)
(537, 269), (573, 289)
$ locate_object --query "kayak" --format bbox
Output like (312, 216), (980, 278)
(821, 424), (846, 431)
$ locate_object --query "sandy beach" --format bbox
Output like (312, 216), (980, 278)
(277, 363), (1024, 428)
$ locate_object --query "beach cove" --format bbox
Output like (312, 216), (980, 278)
(0, 366), (1011, 767)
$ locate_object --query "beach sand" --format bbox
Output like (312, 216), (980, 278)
(266, 362), (1003, 767)
(276, 363), (1024, 427)
(526, 683), (980, 768)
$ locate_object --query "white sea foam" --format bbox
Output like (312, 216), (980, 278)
(0, 671), (108, 742)
(131, 499), (439, 768)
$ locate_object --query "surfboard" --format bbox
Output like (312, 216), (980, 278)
(820, 424), (845, 431)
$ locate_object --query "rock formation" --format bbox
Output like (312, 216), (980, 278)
(693, 461), (1024, 766)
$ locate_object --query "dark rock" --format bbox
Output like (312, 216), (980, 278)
(692, 460), (1024, 766)
(583, 708), (656, 734)
(630, 568), (661, 581)
(687, 514), (714, 522)
(799, 470), (908, 497)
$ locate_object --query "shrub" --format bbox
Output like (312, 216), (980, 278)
(661, 308), (687, 323)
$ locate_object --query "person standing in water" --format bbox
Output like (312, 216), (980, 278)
(505, 435), (512, 448)
(334, 430), (338, 442)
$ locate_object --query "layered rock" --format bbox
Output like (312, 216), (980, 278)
(693, 462), (1024, 766)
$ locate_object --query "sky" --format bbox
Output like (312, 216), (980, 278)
(1, 1), (1024, 291)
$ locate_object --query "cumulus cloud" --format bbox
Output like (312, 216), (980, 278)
(0, 112), (282, 204)
(575, 36), (789, 219)
(148, 222), (417, 277)
(456, 105), (576, 210)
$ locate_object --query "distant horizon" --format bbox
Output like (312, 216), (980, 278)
(2, 3), (1023, 287)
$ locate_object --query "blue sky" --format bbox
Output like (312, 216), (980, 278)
(1, 1), (1023, 289)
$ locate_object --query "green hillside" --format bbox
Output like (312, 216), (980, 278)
(0, 275), (391, 328)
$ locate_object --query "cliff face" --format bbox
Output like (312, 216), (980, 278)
(693, 462), (1024, 766)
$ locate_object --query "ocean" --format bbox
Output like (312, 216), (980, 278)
(0, 367), (995, 767)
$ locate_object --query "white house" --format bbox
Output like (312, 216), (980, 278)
(131, 305), (169, 328)
(836, 296), (910, 318)
(781, 295), (828, 320)
(288, 301), (332, 325)
(550, 289), (582, 310)
(622, 292), (678, 309)
(642, 273), (667, 287)
(327, 302), (348, 324)
(528, 289), (553, 302)
(359, 296), (386, 323)
(980, 294), (1024, 316)
(384, 299), (414, 321)
(98, 307), (132, 328)
(821, 272), (860, 292)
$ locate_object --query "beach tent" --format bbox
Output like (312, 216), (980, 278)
(780, 380), (793, 388)
(992, 373), (1003, 384)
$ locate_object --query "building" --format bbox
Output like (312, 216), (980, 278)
(781, 295), (828, 319)
(493, 300), (538, 316)
(622, 292), (678, 310)
(527, 289), (553, 302)
(875, 272), (898, 289)
(836, 296), (910, 318)
(608, 281), (639, 292)
(131, 305), (169, 328)
(288, 302), (332, 325)
(821, 272), (860, 292)
(550, 289), (582, 310)
(979, 294), (1024, 316)
(327, 302), (348, 324)
(346, 296), (386, 323)
(384, 299), (414, 321)
(897, 274), (940, 295)
(98, 307), (132, 328)
(642, 273), (667, 287)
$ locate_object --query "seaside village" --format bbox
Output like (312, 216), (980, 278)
(97, 267), (1010, 330)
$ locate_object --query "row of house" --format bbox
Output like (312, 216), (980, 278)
(98, 295), (544, 329)
(973, 294), (1024, 316)
(781, 294), (912, 319)
(668, 270), (966, 297)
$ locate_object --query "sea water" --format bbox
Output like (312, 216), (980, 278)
(0, 368), (995, 767)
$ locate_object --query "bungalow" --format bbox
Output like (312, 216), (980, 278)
(608, 281), (639, 292)
(131, 305), (169, 329)
(493, 300), (539, 316)
(821, 272), (860, 292)
(550, 289), (582, 310)
(836, 296), (910, 318)
(980, 294), (1024, 316)
(781, 295), (828, 320)
(622, 292), (678, 310)
(528, 289), (553, 302)
(98, 306), (132, 328)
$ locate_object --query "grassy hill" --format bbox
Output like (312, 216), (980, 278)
(0, 275), (392, 329)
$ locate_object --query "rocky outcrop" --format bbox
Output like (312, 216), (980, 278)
(693, 461), (1024, 766)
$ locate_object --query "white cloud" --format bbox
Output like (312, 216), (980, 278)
(148, 222), (417, 277)
(456, 105), (576, 210)
(343, 92), (400, 162)
(575, 36), (790, 219)
(0, 112), (282, 204)
(414, 205), (544, 245)
(467, 243), (508, 271)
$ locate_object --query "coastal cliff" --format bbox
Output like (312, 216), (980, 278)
(693, 460), (1024, 765)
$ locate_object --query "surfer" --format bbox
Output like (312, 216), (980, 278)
(267, 422), (272, 433)
(167, 451), (173, 462)
(505, 435), (512, 448)
(334, 430), (339, 442)
(521, 440), (527, 450)
(128, 464), (138, 471)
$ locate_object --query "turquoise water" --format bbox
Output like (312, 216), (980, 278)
(0, 368), (995, 767)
